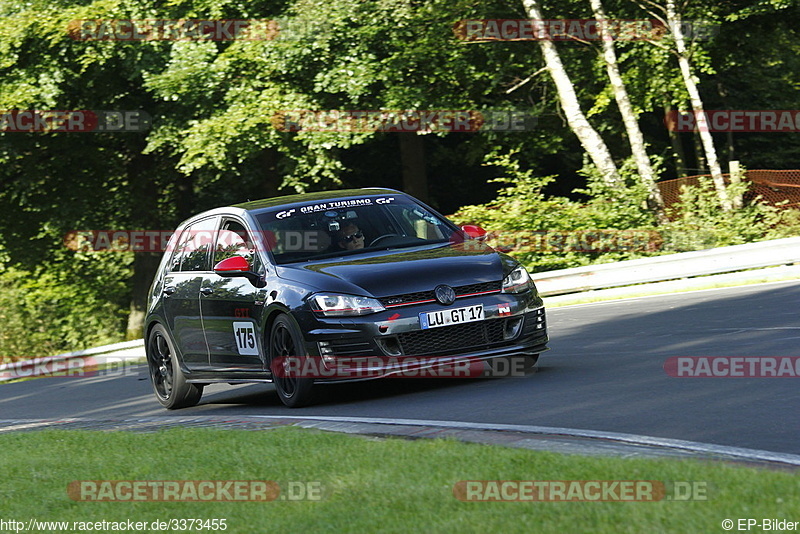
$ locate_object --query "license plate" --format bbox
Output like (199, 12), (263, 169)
(419, 304), (484, 329)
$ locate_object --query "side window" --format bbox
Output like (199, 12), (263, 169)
(169, 227), (192, 272)
(171, 217), (217, 272)
(214, 219), (259, 271)
(391, 205), (447, 240)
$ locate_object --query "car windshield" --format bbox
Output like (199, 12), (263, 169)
(254, 195), (455, 264)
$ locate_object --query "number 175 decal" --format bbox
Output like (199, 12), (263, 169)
(233, 322), (259, 355)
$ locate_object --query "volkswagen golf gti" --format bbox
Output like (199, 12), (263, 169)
(144, 188), (548, 408)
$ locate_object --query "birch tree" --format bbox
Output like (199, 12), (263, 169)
(666, 0), (729, 209)
(637, 0), (730, 209)
(589, 0), (667, 222)
(521, 0), (622, 189)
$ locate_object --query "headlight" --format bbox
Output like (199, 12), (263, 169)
(311, 294), (386, 317)
(502, 265), (533, 294)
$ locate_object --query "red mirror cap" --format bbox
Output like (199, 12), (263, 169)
(461, 225), (487, 240)
(213, 255), (250, 273)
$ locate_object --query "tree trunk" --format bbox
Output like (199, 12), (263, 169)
(399, 133), (428, 202)
(259, 148), (283, 199)
(716, 79), (736, 164)
(521, 0), (621, 189)
(664, 103), (688, 177)
(125, 149), (161, 340)
(666, 0), (730, 210)
(693, 132), (707, 174)
(590, 0), (667, 223)
(125, 252), (161, 340)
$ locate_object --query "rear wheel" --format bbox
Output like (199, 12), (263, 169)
(146, 324), (203, 409)
(269, 315), (315, 408)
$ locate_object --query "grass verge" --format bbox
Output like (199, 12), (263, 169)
(0, 427), (797, 533)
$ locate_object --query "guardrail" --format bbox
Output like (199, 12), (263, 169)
(533, 236), (800, 296)
(0, 339), (144, 383)
(4, 236), (800, 380)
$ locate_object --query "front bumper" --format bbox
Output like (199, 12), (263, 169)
(293, 290), (548, 382)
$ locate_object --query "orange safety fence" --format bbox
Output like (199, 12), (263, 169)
(657, 170), (800, 211)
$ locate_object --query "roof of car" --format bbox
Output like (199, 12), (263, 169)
(232, 188), (402, 212)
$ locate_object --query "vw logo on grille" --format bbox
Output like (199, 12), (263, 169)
(434, 285), (456, 306)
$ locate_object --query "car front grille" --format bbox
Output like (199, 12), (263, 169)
(379, 281), (502, 308)
(396, 318), (509, 356)
(320, 306), (544, 361)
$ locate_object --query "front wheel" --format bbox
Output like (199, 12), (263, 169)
(146, 324), (203, 409)
(269, 315), (316, 408)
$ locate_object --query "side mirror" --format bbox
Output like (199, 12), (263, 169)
(458, 225), (513, 252)
(460, 225), (487, 241)
(213, 256), (266, 287)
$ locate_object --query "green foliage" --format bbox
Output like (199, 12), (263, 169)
(572, 157), (659, 230)
(0, 241), (131, 364)
(452, 153), (660, 271)
(452, 151), (800, 273)
(659, 181), (800, 252)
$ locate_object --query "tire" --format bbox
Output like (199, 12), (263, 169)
(146, 324), (203, 409)
(269, 314), (315, 408)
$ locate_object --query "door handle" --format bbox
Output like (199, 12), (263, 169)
(163, 286), (176, 296)
(200, 287), (214, 296)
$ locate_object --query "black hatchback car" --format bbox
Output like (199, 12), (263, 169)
(144, 188), (548, 408)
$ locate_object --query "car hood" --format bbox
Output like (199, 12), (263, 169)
(275, 242), (516, 298)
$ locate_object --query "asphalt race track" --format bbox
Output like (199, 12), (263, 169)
(2, 281), (799, 455)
